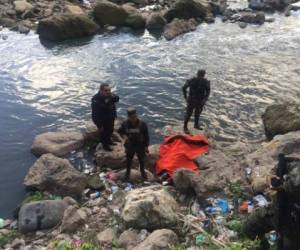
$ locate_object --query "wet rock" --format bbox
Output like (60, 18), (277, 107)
(24, 153), (87, 198)
(262, 102), (300, 140)
(14, 0), (33, 14)
(164, 0), (212, 22)
(65, 4), (85, 15)
(18, 200), (68, 233)
(117, 169), (155, 183)
(122, 185), (179, 230)
(163, 18), (198, 40)
(94, 0), (129, 26)
(37, 14), (98, 42)
(249, 0), (284, 11)
(231, 11), (265, 24)
(125, 13), (146, 29)
(118, 229), (139, 249)
(97, 228), (116, 245)
(246, 131), (300, 185)
(238, 21), (247, 28)
(133, 229), (178, 250)
(0, 17), (17, 28)
(31, 130), (85, 156)
(146, 13), (167, 30)
(18, 23), (30, 34)
(60, 206), (87, 233)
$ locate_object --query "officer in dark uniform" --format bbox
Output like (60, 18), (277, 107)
(182, 69), (210, 134)
(91, 84), (119, 151)
(118, 107), (150, 181)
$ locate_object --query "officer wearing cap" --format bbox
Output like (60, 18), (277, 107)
(118, 107), (150, 181)
(182, 69), (210, 133)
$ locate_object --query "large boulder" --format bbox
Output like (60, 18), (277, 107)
(118, 229), (139, 249)
(60, 206), (87, 233)
(14, 0), (33, 14)
(93, 0), (129, 26)
(262, 103), (300, 140)
(163, 18), (198, 40)
(95, 142), (159, 170)
(121, 185), (179, 230)
(31, 130), (85, 157)
(125, 13), (146, 29)
(37, 14), (99, 42)
(146, 13), (167, 30)
(133, 229), (178, 250)
(173, 149), (246, 197)
(18, 200), (68, 233)
(246, 131), (300, 187)
(164, 0), (212, 22)
(24, 153), (87, 198)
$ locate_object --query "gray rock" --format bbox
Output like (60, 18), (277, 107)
(93, 0), (129, 26)
(133, 229), (178, 250)
(246, 131), (300, 189)
(65, 4), (85, 15)
(31, 130), (85, 157)
(231, 11), (265, 24)
(117, 169), (155, 183)
(18, 23), (30, 34)
(118, 229), (139, 249)
(87, 175), (105, 190)
(122, 185), (179, 230)
(37, 14), (99, 42)
(164, 0), (212, 22)
(60, 206), (87, 233)
(0, 17), (16, 28)
(125, 13), (146, 29)
(97, 228), (116, 245)
(163, 18), (198, 40)
(146, 13), (167, 30)
(18, 200), (68, 233)
(262, 103), (300, 140)
(238, 21), (247, 28)
(24, 153), (87, 198)
(14, 0), (33, 14)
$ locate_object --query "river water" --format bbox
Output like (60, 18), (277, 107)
(0, 13), (300, 218)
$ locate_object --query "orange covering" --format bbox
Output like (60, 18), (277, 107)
(155, 134), (209, 177)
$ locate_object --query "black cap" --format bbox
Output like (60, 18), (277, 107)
(127, 107), (137, 116)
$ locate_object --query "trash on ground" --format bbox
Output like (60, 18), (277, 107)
(253, 194), (269, 207)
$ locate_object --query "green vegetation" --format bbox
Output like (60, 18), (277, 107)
(22, 191), (62, 205)
(227, 182), (248, 200)
(0, 230), (18, 248)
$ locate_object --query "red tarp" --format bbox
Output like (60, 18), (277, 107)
(155, 134), (209, 177)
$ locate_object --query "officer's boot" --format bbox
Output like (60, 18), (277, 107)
(194, 116), (201, 130)
(183, 120), (190, 134)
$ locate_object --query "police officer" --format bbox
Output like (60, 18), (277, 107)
(118, 108), (149, 181)
(91, 84), (119, 151)
(182, 69), (210, 134)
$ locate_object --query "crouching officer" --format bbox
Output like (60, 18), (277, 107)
(118, 107), (150, 181)
(91, 84), (119, 151)
(182, 69), (210, 134)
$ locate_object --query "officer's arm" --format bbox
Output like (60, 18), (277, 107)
(143, 123), (150, 147)
(205, 81), (211, 99)
(91, 98), (101, 125)
(111, 94), (119, 103)
(117, 123), (125, 136)
(182, 80), (190, 100)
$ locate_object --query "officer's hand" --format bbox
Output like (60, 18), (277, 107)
(145, 147), (149, 154)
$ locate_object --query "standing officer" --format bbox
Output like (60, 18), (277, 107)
(182, 69), (211, 134)
(118, 107), (149, 181)
(91, 84), (119, 151)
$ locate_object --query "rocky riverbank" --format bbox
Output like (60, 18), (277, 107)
(0, 0), (299, 41)
(1, 102), (300, 249)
